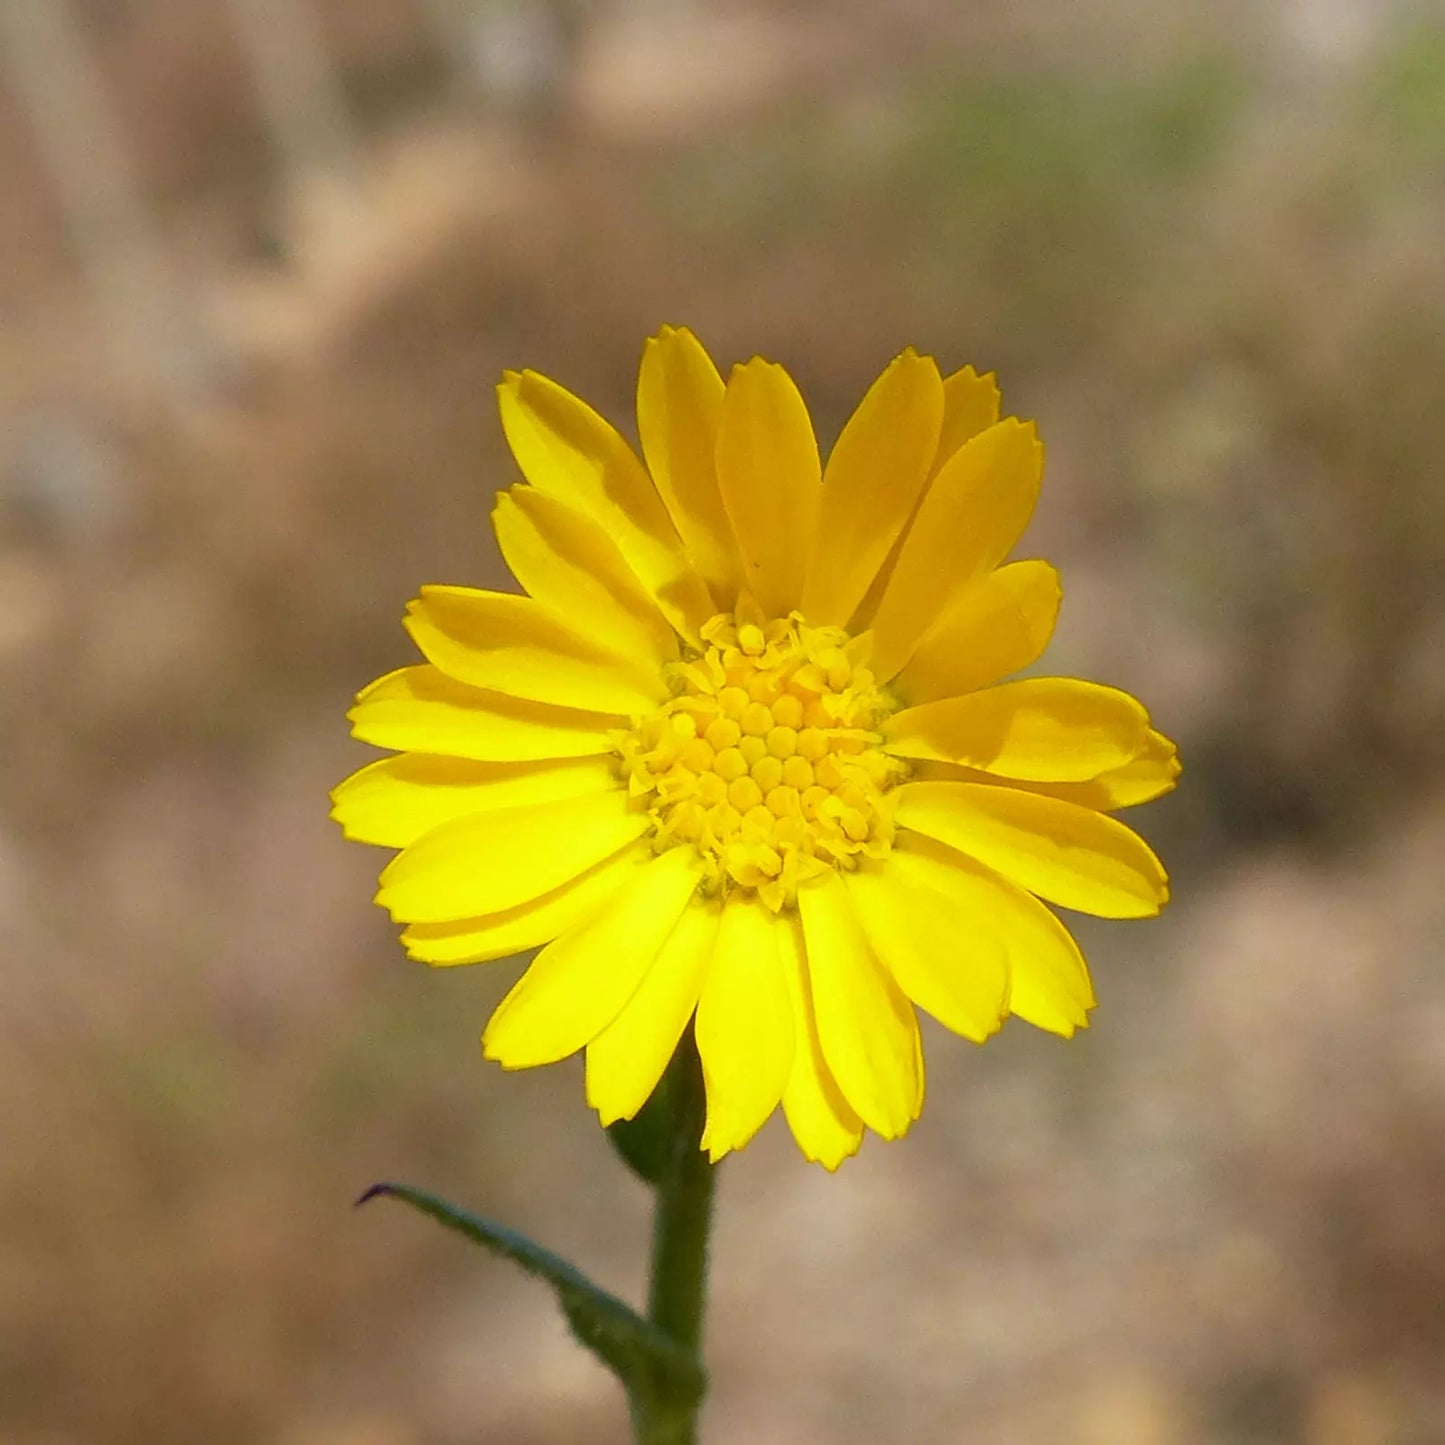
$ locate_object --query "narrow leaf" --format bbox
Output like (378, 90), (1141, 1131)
(356, 1182), (704, 1407)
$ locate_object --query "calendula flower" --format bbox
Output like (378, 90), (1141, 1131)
(333, 327), (1177, 1168)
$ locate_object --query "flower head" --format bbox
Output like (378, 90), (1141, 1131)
(333, 327), (1177, 1167)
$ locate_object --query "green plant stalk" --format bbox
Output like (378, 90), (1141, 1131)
(635, 1034), (716, 1445)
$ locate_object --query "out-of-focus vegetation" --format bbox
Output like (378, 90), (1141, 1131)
(1, 3), (1442, 1442)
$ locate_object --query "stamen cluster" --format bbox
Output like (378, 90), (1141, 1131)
(615, 609), (908, 911)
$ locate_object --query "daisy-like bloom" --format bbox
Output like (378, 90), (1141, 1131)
(333, 327), (1177, 1168)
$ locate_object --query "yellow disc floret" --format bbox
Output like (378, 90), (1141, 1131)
(614, 608), (909, 911)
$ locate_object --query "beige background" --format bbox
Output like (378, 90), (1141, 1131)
(2, 2), (1442, 1441)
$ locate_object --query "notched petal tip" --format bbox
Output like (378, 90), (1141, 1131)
(871, 1116), (912, 1144)
(494, 366), (564, 411)
(732, 354), (786, 380)
(700, 1109), (770, 1163)
(1010, 993), (1095, 1039)
(896, 346), (941, 376)
(985, 414), (1041, 457)
(696, 1082), (786, 1165)
(650, 321), (699, 346)
(586, 1080), (625, 1127)
(1041, 562), (1064, 606)
(402, 937), (455, 969)
(1156, 736), (1184, 783)
(958, 1012), (1008, 1048)
(480, 1024), (531, 1070)
(592, 1101), (630, 1129)
(889, 344), (938, 374)
(807, 1135), (863, 1171)
(328, 800), (374, 844)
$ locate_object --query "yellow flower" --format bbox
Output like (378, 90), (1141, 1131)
(333, 327), (1177, 1168)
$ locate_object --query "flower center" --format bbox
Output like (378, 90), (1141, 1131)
(615, 608), (908, 911)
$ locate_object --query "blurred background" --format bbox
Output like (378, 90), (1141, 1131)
(2, 0), (1443, 1441)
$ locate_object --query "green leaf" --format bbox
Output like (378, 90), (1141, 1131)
(356, 1182), (705, 1412)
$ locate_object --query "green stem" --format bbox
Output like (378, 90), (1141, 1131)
(636, 1033), (715, 1445)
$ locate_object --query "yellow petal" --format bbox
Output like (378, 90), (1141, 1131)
(585, 898), (720, 1125)
(1036, 729), (1181, 809)
(889, 835), (1094, 1036)
(402, 843), (650, 965)
(843, 364), (1005, 630)
(376, 788), (648, 923)
(331, 753), (619, 849)
(916, 728), (1182, 813)
(895, 561), (1061, 706)
(348, 665), (620, 761)
(635, 326), (739, 604)
(883, 678), (1150, 781)
(695, 898), (794, 1161)
(796, 872), (923, 1139)
(404, 586), (664, 715)
(776, 912), (864, 1169)
(869, 418), (1043, 680)
(843, 364), (999, 630)
(845, 861), (1009, 1044)
(895, 780), (1169, 919)
(845, 365), (1002, 632)
(801, 349), (944, 627)
(492, 486), (678, 668)
(932, 365), (1001, 474)
(482, 846), (704, 1068)
(714, 358), (821, 617)
(497, 369), (715, 642)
